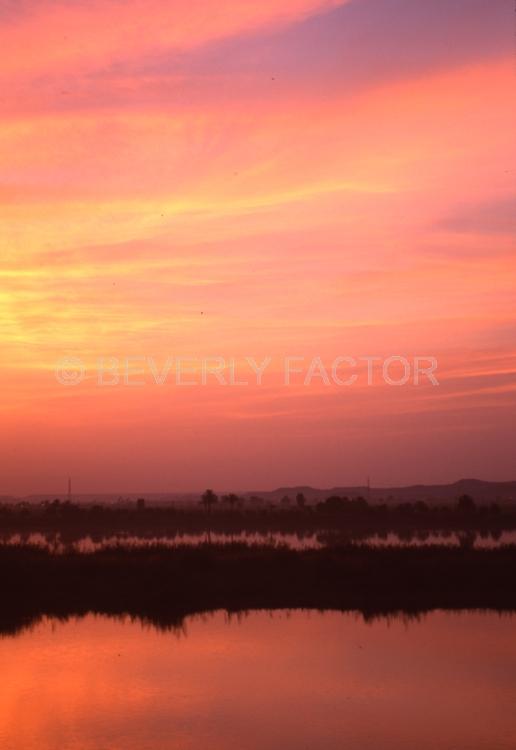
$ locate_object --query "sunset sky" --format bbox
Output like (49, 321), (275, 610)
(1, 0), (515, 495)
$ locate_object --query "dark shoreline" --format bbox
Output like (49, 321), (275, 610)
(1, 543), (516, 636)
(2, 500), (515, 543)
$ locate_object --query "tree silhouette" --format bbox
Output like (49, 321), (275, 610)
(457, 494), (476, 513)
(201, 489), (218, 514)
(228, 493), (240, 511)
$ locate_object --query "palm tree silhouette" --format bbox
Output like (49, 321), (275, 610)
(201, 489), (218, 514)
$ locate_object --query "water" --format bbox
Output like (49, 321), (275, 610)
(1, 609), (515, 749)
(2, 529), (516, 551)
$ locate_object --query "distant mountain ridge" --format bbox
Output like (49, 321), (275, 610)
(247, 479), (516, 504)
(6, 479), (516, 506)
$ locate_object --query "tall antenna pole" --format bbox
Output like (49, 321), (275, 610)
(68, 477), (72, 503)
(367, 476), (370, 503)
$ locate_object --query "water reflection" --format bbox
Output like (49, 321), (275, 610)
(1, 528), (516, 552)
(0, 610), (515, 749)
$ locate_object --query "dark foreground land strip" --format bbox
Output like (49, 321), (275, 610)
(1, 543), (516, 634)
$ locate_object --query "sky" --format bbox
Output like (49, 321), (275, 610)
(1, 0), (515, 495)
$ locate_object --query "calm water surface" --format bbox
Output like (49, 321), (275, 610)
(1, 609), (515, 749)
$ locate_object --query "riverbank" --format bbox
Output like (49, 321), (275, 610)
(1, 543), (516, 634)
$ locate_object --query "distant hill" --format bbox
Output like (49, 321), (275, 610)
(6, 480), (516, 506)
(246, 479), (516, 505)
